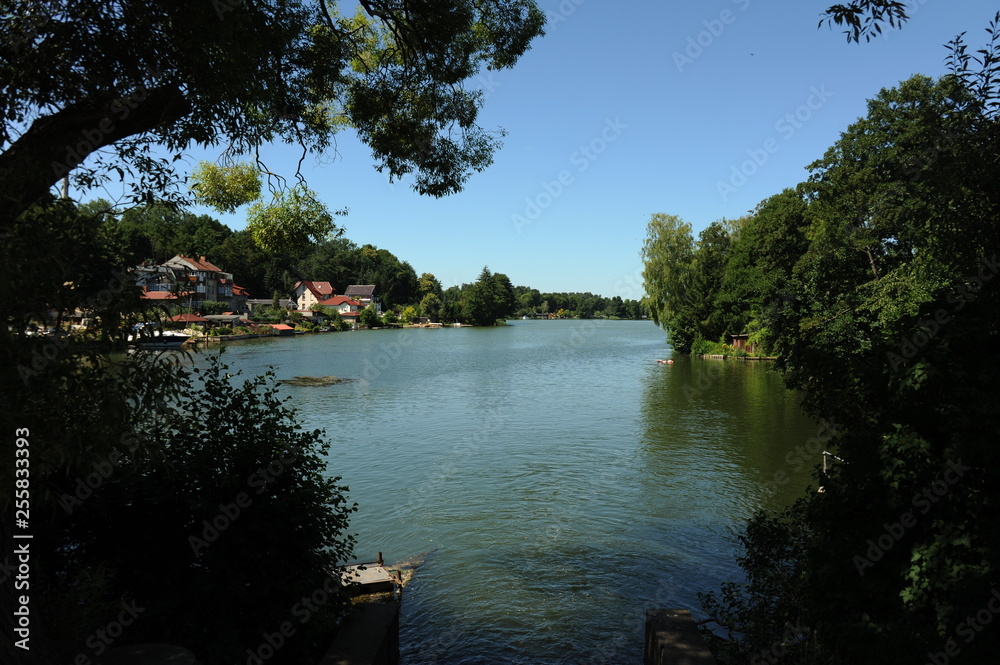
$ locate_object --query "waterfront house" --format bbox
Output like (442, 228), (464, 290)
(317, 295), (362, 315)
(135, 256), (249, 313)
(292, 280), (335, 311)
(344, 285), (380, 313)
(162, 255), (234, 303)
(315, 295), (362, 328)
(269, 324), (295, 337)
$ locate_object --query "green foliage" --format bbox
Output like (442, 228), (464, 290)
(190, 161), (262, 213)
(247, 185), (343, 254)
(699, 68), (1000, 664)
(56, 355), (357, 664)
(359, 304), (381, 328)
(820, 0), (910, 43)
(0, 0), (546, 229)
(1, 198), (358, 665)
(401, 305), (419, 323)
(464, 266), (517, 326)
(419, 292), (442, 321)
(418, 272), (444, 299)
(641, 214), (736, 352)
(198, 300), (230, 316)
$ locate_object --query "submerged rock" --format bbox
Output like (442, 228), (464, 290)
(279, 375), (355, 387)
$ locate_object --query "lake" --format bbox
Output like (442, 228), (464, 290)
(212, 319), (821, 665)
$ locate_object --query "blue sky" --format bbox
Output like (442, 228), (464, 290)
(183, 0), (998, 298)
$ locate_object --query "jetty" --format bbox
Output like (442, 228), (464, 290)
(342, 552), (404, 597)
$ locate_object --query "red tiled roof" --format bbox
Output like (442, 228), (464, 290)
(233, 285), (250, 296)
(269, 324), (294, 331)
(174, 254), (226, 273)
(141, 289), (191, 300)
(318, 296), (362, 307)
(294, 280), (335, 299)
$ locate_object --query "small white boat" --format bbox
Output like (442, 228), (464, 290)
(128, 323), (191, 350)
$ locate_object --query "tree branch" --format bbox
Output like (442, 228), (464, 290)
(0, 85), (190, 229)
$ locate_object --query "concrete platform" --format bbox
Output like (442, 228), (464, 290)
(342, 563), (402, 596)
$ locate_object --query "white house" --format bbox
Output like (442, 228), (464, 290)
(292, 280), (335, 311)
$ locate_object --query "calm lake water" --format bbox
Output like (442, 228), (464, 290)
(210, 320), (820, 665)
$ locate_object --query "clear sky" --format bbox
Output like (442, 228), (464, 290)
(184, 0), (999, 298)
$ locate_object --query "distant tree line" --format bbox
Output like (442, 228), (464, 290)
(86, 201), (644, 326)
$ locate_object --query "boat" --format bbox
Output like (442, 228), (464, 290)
(128, 323), (191, 350)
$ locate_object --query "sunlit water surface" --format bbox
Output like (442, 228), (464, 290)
(204, 320), (820, 664)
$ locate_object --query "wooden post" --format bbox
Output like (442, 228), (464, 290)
(376, 552), (383, 566)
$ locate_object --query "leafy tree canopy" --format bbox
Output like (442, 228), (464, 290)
(0, 0), (546, 228)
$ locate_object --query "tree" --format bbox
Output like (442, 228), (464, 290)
(400, 305), (418, 323)
(714, 190), (810, 352)
(821, 0), (911, 42)
(419, 292), (442, 321)
(0, 0), (546, 230)
(417, 272), (444, 299)
(463, 266), (516, 326)
(246, 184), (344, 254)
(190, 161), (262, 213)
(641, 213), (698, 352)
(54, 356), (356, 664)
(359, 303), (381, 328)
(700, 71), (1000, 663)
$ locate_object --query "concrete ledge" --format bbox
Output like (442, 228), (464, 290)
(645, 609), (717, 665)
(319, 601), (400, 665)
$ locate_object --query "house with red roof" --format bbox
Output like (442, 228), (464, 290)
(134, 255), (250, 312)
(316, 295), (363, 328)
(292, 281), (335, 311)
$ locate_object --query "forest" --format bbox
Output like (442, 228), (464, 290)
(640, 32), (1000, 665)
(83, 197), (645, 325)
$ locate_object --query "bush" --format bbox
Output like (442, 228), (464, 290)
(213, 326), (233, 336)
(55, 355), (357, 664)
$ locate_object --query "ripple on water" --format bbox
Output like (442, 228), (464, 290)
(199, 322), (818, 664)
